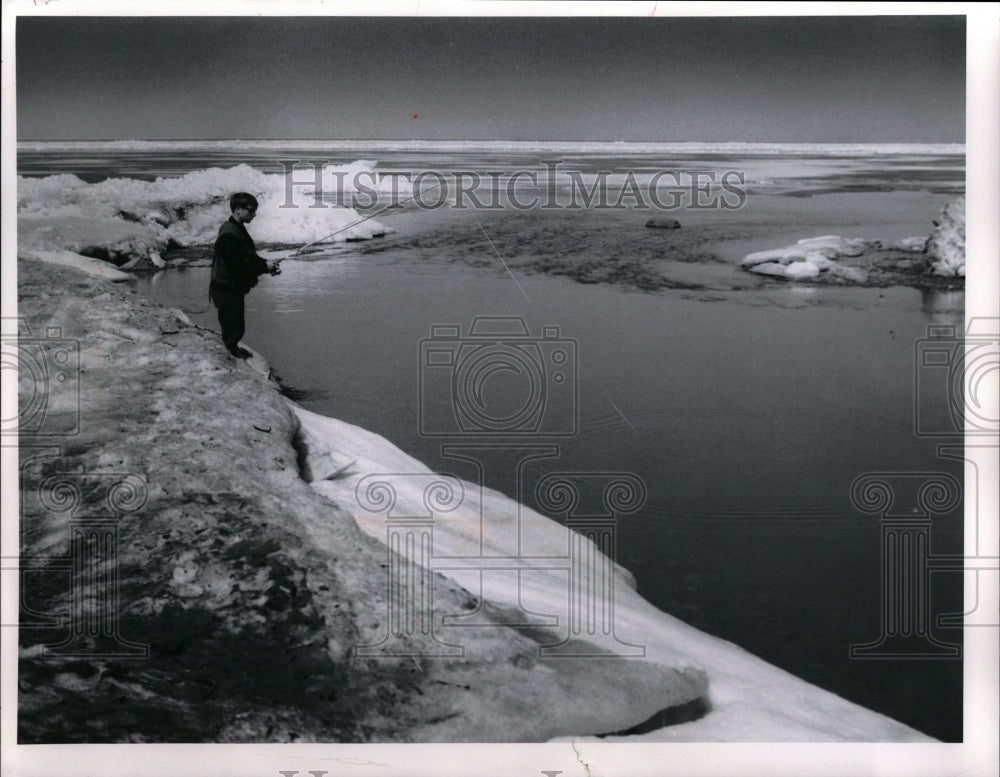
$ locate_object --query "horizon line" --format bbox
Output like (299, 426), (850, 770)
(15, 137), (966, 144)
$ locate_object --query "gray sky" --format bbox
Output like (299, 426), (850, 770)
(16, 15), (965, 142)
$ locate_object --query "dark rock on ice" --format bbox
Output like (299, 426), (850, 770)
(645, 217), (682, 229)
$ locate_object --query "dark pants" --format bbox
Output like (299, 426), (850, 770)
(209, 282), (246, 351)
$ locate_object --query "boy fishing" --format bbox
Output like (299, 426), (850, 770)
(209, 192), (281, 359)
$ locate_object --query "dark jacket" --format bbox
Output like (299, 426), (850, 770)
(211, 217), (269, 294)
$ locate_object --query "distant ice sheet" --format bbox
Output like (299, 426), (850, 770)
(17, 139), (966, 157)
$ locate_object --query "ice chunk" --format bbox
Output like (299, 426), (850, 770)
(741, 249), (798, 267)
(927, 197), (964, 276)
(802, 253), (835, 271)
(741, 236), (869, 267)
(19, 249), (135, 282)
(785, 261), (821, 280)
(887, 235), (929, 252)
(795, 235), (869, 256)
(747, 262), (788, 278)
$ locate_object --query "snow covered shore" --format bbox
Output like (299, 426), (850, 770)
(13, 255), (934, 743)
(13, 257), (701, 744)
(293, 408), (933, 743)
(17, 162), (394, 265)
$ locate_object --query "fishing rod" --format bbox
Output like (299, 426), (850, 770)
(287, 176), (449, 258)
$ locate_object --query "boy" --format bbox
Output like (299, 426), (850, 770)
(209, 192), (281, 359)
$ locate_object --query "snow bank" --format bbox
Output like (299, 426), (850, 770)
(926, 196), (965, 277)
(292, 405), (933, 742)
(17, 162), (395, 261)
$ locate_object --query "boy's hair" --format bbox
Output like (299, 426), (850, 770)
(229, 192), (259, 212)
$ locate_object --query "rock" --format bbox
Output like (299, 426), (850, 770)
(325, 637), (348, 662)
(645, 217), (681, 229)
(176, 582), (205, 598)
(785, 261), (821, 280)
(53, 672), (95, 693)
(171, 308), (194, 327)
(926, 196), (965, 276)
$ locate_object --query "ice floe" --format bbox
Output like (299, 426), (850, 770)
(740, 236), (873, 281)
(739, 195), (965, 285)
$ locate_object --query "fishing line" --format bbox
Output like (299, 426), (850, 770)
(286, 173), (531, 304)
(471, 210), (529, 301)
